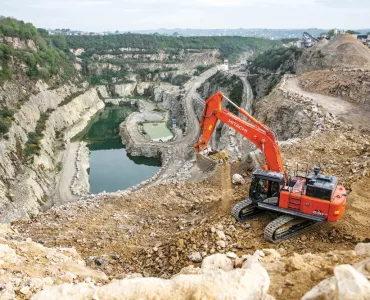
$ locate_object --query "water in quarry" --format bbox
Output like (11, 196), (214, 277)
(75, 105), (161, 194)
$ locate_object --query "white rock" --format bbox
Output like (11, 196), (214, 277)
(20, 286), (30, 295)
(336, 264), (370, 299)
(302, 264), (370, 300)
(33, 262), (271, 300)
(216, 240), (226, 248)
(226, 252), (238, 259)
(216, 230), (226, 241)
(201, 254), (234, 271)
(232, 174), (246, 185)
(0, 244), (20, 264)
(188, 252), (203, 263)
(0, 282), (15, 300)
(355, 243), (370, 256)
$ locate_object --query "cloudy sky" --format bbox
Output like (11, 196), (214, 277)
(1, 0), (369, 31)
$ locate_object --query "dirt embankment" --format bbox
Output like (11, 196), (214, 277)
(299, 69), (370, 107)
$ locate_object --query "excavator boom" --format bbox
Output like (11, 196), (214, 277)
(194, 92), (284, 173)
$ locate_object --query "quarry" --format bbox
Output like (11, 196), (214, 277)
(0, 17), (370, 300)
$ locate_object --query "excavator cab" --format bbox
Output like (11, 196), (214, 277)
(249, 170), (285, 205)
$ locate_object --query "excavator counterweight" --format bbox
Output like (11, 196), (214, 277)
(194, 92), (347, 242)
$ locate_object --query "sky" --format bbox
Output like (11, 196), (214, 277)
(1, 0), (369, 31)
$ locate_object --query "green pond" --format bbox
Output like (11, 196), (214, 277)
(75, 105), (161, 194)
(143, 122), (173, 142)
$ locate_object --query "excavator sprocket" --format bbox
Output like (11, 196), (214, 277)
(231, 199), (263, 222)
(264, 215), (325, 243)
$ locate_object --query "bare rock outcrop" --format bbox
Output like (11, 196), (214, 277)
(32, 254), (270, 300)
(254, 75), (343, 141)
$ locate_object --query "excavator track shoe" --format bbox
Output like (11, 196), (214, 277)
(264, 215), (324, 243)
(231, 199), (261, 222)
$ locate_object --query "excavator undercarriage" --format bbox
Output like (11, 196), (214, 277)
(231, 199), (325, 243)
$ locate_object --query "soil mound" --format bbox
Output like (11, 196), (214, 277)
(296, 34), (370, 74)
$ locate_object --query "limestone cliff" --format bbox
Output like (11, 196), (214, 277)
(0, 81), (105, 222)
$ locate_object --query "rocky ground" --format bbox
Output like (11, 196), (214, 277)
(299, 69), (370, 107)
(10, 125), (370, 299)
(4, 66), (370, 298)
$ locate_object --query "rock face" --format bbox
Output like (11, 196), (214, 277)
(0, 81), (105, 222)
(152, 84), (184, 129)
(254, 75), (343, 141)
(81, 48), (220, 82)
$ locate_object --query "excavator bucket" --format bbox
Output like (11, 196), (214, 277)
(196, 153), (218, 172)
(196, 150), (230, 173)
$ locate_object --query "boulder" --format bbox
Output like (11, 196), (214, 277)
(201, 254), (234, 271)
(188, 252), (203, 263)
(302, 264), (370, 300)
(355, 243), (370, 256)
(232, 174), (245, 185)
(0, 244), (20, 264)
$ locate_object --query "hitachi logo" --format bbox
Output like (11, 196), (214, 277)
(228, 119), (248, 133)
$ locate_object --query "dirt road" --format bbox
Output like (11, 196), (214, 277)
(55, 142), (79, 204)
(285, 77), (370, 131)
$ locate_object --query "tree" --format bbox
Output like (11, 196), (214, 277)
(327, 29), (335, 39)
(37, 28), (49, 37)
(346, 30), (360, 34)
(52, 34), (68, 51)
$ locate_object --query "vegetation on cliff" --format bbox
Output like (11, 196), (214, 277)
(68, 34), (279, 85)
(67, 34), (281, 60)
(250, 46), (303, 73)
(248, 46), (303, 98)
(0, 17), (78, 85)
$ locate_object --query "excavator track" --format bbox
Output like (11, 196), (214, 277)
(231, 199), (263, 222)
(264, 215), (325, 243)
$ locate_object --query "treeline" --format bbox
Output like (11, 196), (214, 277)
(66, 34), (281, 61)
(0, 17), (78, 85)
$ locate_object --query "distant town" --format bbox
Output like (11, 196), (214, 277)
(47, 28), (370, 41)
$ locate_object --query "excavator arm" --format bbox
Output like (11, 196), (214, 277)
(194, 92), (285, 173)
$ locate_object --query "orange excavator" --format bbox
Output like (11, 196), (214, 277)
(194, 92), (347, 242)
